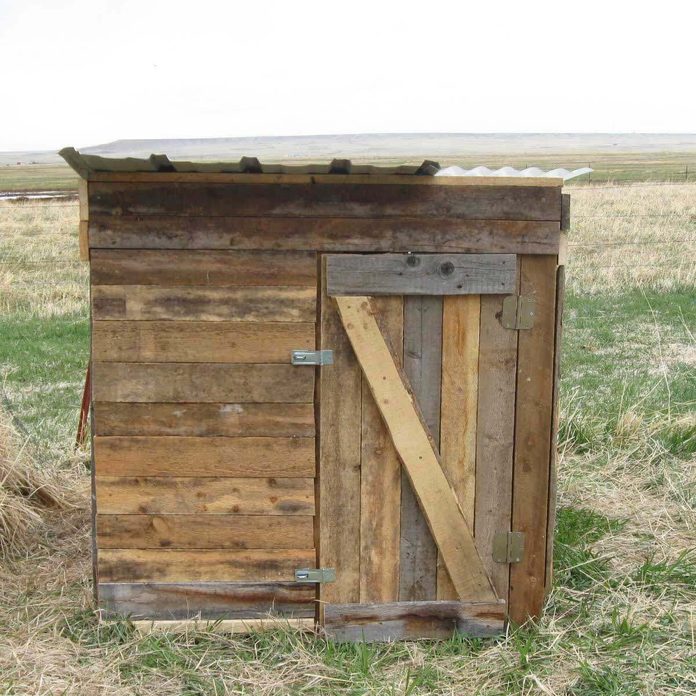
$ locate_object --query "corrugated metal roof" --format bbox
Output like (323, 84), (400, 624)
(59, 147), (590, 181)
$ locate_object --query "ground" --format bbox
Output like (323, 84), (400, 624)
(0, 179), (694, 694)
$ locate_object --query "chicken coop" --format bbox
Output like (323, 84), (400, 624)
(62, 147), (570, 641)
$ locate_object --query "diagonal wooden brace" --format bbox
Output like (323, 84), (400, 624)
(335, 296), (498, 602)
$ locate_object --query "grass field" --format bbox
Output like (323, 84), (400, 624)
(0, 185), (694, 694)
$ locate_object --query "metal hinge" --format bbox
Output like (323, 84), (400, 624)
(291, 349), (334, 366)
(501, 295), (536, 330)
(492, 532), (525, 563)
(294, 568), (336, 583)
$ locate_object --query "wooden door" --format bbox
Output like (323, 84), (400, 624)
(317, 253), (521, 641)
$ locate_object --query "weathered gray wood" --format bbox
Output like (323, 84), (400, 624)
(327, 254), (516, 296)
(323, 600), (505, 641)
(89, 216), (561, 255)
(90, 249), (317, 286)
(399, 296), (442, 602)
(89, 182), (562, 221)
(99, 582), (316, 620)
(92, 363), (314, 403)
(561, 194), (571, 231)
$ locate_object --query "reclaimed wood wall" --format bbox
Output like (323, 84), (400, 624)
(85, 176), (563, 628)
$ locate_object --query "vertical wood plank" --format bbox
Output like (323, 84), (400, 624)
(319, 257), (362, 607)
(545, 264), (565, 595)
(509, 255), (557, 623)
(399, 296), (442, 601)
(438, 295), (480, 599)
(360, 297), (403, 603)
(79, 179), (89, 261)
(474, 293), (519, 601)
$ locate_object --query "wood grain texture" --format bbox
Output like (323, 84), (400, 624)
(99, 582), (316, 619)
(92, 363), (314, 403)
(89, 216), (561, 255)
(327, 254), (516, 296)
(318, 260), (362, 606)
(97, 514), (314, 549)
(89, 182), (562, 221)
(98, 548), (315, 583)
(400, 296), (442, 602)
(90, 249), (317, 286)
(474, 295), (519, 600)
(92, 321), (315, 363)
(94, 402), (315, 437)
(438, 295), (480, 599)
(545, 265), (565, 595)
(323, 600), (505, 642)
(359, 296), (403, 603)
(509, 255), (557, 623)
(96, 477), (315, 515)
(94, 436), (315, 477)
(92, 286), (316, 322)
(133, 618), (314, 634)
(335, 297), (496, 602)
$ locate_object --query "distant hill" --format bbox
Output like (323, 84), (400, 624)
(3, 133), (696, 166)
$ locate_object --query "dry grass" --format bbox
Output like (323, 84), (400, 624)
(0, 187), (694, 694)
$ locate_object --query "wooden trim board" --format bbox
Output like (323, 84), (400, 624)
(132, 618), (315, 634)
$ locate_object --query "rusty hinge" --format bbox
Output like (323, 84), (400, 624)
(492, 532), (525, 563)
(501, 295), (536, 330)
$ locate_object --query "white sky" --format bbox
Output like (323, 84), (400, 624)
(0, 0), (695, 151)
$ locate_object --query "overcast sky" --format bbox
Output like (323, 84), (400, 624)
(1, 0), (694, 151)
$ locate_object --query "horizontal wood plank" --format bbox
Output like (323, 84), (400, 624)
(89, 216), (561, 255)
(98, 548), (315, 583)
(94, 436), (315, 477)
(323, 601), (505, 641)
(90, 249), (317, 286)
(92, 286), (316, 322)
(99, 581), (316, 619)
(92, 321), (315, 363)
(96, 477), (315, 515)
(97, 514), (314, 549)
(94, 402), (315, 436)
(132, 618), (315, 634)
(89, 182), (561, 220)
(92, 363), (314, 403)
(327, 253), (516, 296)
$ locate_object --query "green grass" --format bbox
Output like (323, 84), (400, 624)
(0, 164), (78, 192)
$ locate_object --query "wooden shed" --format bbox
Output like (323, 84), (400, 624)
(62, 147), (568, 641)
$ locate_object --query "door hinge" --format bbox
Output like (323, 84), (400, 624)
(294, 568), (336, 583)
(492, 532), (525, 563)
(291, 349), (334, 366)
(501, 295), (536, 330)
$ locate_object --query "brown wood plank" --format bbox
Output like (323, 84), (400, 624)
(89, 216), (561, 255)
(96, 477), (315, 515)
(89, 182), (562, 221)
(318, 258), (362, 606)
(94, 402), (315, 437)
(545, 265), (565, 595)
(92, 363), (314, 403)
(359, 296), (403, 603)
(327, 254), (516, 296)
(97, 514), (314, 549)
(90, 249), (317, 286)
(335, 297), (496, 602)
(133, 618), (314, 634)
(92, 321), (315, 363)
(323, 600), (505, 642)
(99, 581), (316, 619)
(438, 295), (480, 599)
(98, 548), (315, 583)
(90, 172), (562, 187)
(474, 294), (519, 600)
(400, 296), (442, 602)
(92, 286), (316, 322)
(94, 436), (315, 477)
(509, 255), (557, 623)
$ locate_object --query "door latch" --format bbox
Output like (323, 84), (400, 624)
(294, 568), (336, 583)
(291, 349), (334, 366)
